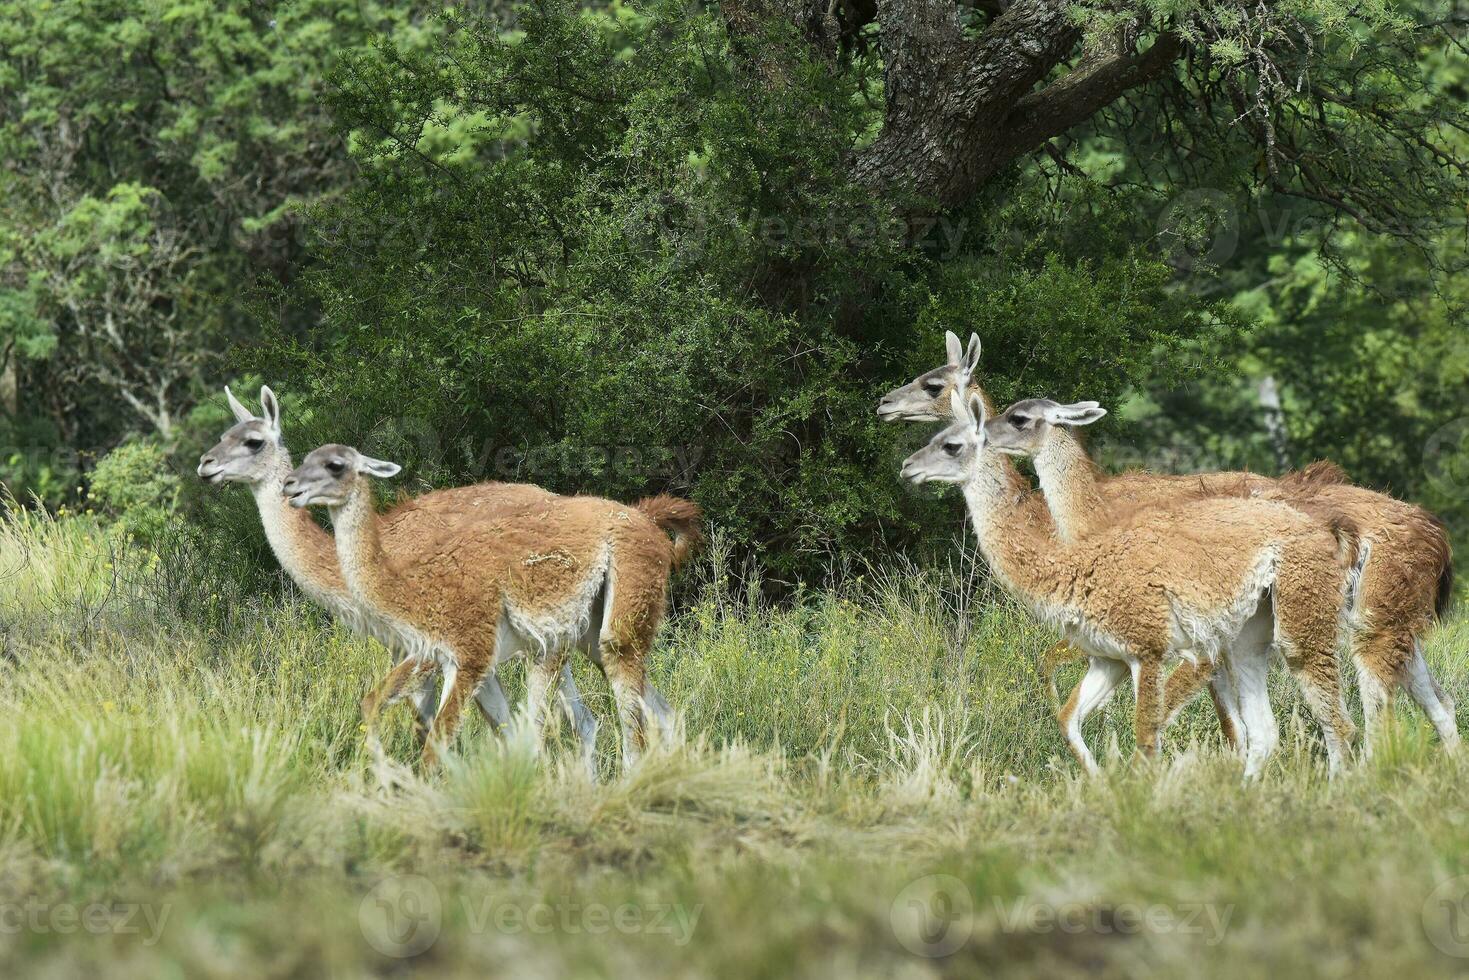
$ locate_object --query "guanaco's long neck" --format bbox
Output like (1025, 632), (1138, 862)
(965, 383), (997, 418)
(964, 380), (1028, 500)
(328, 484), (392, 612)
(960, 451), (1066, 609)
(1031, 429), (1108, 543)
(955, 382), (1072, 607)
(250, 456), (351, 611)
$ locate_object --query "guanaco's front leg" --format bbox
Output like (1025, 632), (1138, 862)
(361, 657), (437, 759)
(1133, 659), (1164, 760)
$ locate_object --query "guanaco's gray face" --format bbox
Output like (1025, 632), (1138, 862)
(901, 389), (989, 485)
(197, 386), (286, 485)
(876, 330), (981, 421)
(983, 398), (1107, 457)
(283, 444), (401, 509)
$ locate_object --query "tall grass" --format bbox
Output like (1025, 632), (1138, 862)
(0, 507), (1465, 976)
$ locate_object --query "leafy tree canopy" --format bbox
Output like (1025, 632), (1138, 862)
(1, 0), (1464, 584)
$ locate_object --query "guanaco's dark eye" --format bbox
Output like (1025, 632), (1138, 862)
(942, 441), (963, 457)
(923, 382), (944, 396)
(1009, 414), (1030, 428)
(326, 460), (347, 476)
(244, 437), (265, 451)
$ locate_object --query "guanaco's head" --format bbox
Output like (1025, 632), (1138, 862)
(198, 386), (288, 485)
(900, 388), (989, 485)
(876, 330), (982, 422)
(283, 444), (401, 509)
(983, 398), (1107, 457)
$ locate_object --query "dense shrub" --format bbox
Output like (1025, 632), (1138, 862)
(87, 440), (180, 544)
(250, 2), (1238, 584)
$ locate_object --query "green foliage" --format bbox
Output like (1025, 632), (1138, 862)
(254, 1), (1234, 581)
(86, 439), (181, 544)
(1124, 199), (1469, 553)
(0, 0), (427, 496)
(0, 0), (1461, 584)
(1085, 1), (1465, 248)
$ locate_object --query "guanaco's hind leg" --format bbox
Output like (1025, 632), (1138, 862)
(408, 673), (439, 747)
(1274, 556), (1357, 775)
(1041, 640), (1086, 714)
(1355, 627), (1458, 755)
(1283, 649), (1354, 775)
(553, 663), (602, 778)
(1347, 558), (1435, 756)
(643, 685), (675, 738)
(523, 651), (569, 749)
(473, 671), (512, 732)
(1403, 641), (1459, 748)
(594, 561), (665, 773)
(1353, 639), (1396, 760)
(605, 658), (649, 771)
(1349, 568), (1408, 756)
(1229, 609), (1279, 777)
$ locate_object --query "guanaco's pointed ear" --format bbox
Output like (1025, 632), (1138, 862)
(945, 330), (964, 366)
(964, 333), (981, 373)
(355, 454), (402, 479)
(967, 391), (987, 433)
(225, 386), (254, 423)
(949, 387), (969, 423)
(1047, 401), (1107, 426)
(259, 386), (281, 434)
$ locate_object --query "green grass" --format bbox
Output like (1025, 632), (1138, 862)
(1, 510), (1468, 977)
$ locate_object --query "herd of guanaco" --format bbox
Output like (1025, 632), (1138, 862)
(198, 330), (1457, 778)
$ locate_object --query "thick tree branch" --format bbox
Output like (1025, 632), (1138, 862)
(733, 0), (1457, 247)
(999, 31), (1184, 165)
(851, 0), (1079, 206)
(728, 0), (1175, 210)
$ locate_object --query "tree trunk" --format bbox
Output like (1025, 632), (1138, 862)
(0, 341), (15, 418)
(851, 0), (1079, 207)
(1257, 374), (1291, 471)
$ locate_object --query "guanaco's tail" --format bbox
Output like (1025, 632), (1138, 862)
(636, 494), (704, 571)
(1437, 562), (1455, 621)
(1322, 514), (1373, 623)
(1431, 518), (1455, 620)
(1327, 514), (1362, 572)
